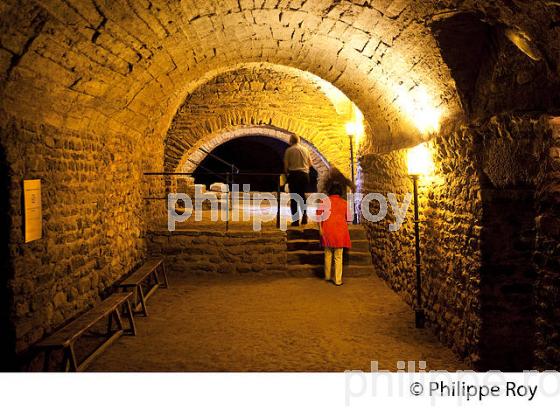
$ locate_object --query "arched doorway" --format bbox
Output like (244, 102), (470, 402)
(173, 125), (331, 193)
(193, 135), (319, 192)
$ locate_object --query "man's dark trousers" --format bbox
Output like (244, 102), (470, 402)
(287, 170), (310, 223)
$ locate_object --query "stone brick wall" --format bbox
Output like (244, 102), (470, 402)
(359, 114), (552, 370)
(535, 118), (560, 369)
(360, 136), (483, 366)
(0, 0), (460, 360)
(432, 9), (560, 122)
(0, 109), (163, 357)
(164, 66), (354, 179)
(1, 0), (559, 370)
(0, 121), (15, 368)
(148, 229), (287, 276)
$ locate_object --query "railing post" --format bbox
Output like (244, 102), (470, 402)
(144, 172), (285, 231)
(225, 172), (230, 232)
(276, 175), (281, 229)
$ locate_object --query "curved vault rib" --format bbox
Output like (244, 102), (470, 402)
(173, 125), (331, 190)
(0, 0), (461, 152)
(163, 63), (365, 181)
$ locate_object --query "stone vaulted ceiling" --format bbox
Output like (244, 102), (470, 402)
(0, 0), (459, 149)
(0, 0), (559, 151)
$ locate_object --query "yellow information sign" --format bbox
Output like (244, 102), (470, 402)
(23, 179), (42, 243)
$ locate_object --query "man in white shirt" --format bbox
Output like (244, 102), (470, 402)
(284, 133), (311, 226)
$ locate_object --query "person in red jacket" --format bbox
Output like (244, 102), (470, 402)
(317, 168), (355, 286)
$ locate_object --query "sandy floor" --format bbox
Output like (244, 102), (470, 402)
(88, 275), (468, 372)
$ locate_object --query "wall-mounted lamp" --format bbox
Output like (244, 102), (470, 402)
(346, 122), (357, 186)
(345, 122), (356, 138)
(393, 85), (442, 136)
(407, 142), (434, 328)
(407, 142), (435, 176)
(504, 28), (543, 62)
(346, 105), (364, 224)
(346, 122), (358, 224)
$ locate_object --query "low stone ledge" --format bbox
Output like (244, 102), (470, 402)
(148, 229), (288, 276)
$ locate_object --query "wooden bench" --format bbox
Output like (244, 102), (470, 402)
(116, 258), (168, 317)
(36, 292), (136, 372)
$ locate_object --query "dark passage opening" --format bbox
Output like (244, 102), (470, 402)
(479, 187), (537, 371)
(431, 12), (496, 117)
(193, 135), (318, 192)
(0, 137), (16, 370)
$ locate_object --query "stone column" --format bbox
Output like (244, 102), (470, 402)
(534, 117), (560, 369)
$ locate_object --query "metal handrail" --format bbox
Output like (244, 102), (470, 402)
(144, 171), (285, 230)
(144, 172), (282, 176)
(198, 147), (240, 174)
(185, 159), (228, 183)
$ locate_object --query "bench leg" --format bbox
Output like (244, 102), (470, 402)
(63, 350), (70, 372)
(43, 349), (52, 372)
(69, 346), (79, 372)
(151, 269), (160, 287)
(160, 263), (169, 288)
(64, 345), (79, 372)
(107, 312), (113, 335)
(138, 285), (149, 317)
(125, 299), (137, 336)
(114, 308), (124, 332)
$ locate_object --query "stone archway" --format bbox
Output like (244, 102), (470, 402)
(174, 125), (332, 192)
(163, 64), (359, 184)
(3, 0), (560, 372)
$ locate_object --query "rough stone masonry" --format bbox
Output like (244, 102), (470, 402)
(1, 0), (560, 371)
(360, 114), (555, 371)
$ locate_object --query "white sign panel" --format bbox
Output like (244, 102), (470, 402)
(23, 179), (42, 243)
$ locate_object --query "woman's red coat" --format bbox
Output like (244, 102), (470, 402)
(316, 195), (352, 249)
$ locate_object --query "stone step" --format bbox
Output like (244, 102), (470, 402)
(286, 226), (367, 240)
(287, 250), (372, 265)
(349, 239), (370, 251)
(287, 240), (322, 251)
(286, 239), (369, 252)
(349, 229), (367, 240)
(287, 264), (375, 277)
(286, 228), (320, 240)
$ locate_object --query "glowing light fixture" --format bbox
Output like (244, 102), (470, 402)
(394, 85), (442, 135)
(345, 122), (357, 136)
(346, 103), (364, 225)
(407, 143), (434, 176)
(406, 142), (435, 329)
(345, 104), (365, 145)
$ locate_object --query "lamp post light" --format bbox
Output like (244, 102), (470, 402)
(346, 122), (357, 184)
(349, 133), (355, 188)
(346, 122), (359, 224)
(407, 143), (434, 329)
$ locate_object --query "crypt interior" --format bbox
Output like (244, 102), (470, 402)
(1, 0), (560, 372)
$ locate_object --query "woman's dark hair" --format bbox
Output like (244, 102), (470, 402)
(324, 167), (356, 196)
(328, 181), (344, 196)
